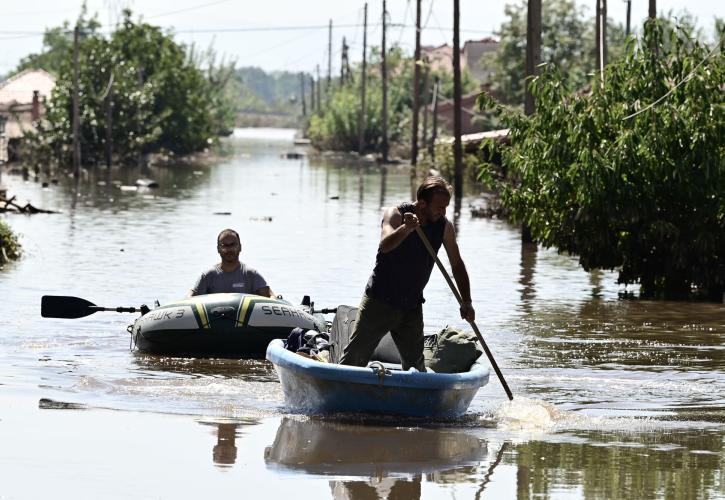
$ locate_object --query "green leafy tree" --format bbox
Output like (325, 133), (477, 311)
(486, 0), (626, 105)
(23, 9), (235, 166)
(478, 20), (725, 299)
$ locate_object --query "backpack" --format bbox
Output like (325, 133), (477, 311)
(423, 326), (483, 373)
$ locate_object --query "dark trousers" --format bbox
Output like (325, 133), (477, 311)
(339, 294), (425, 371)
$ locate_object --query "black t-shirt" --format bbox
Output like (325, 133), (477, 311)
(365, 202), (446, 310)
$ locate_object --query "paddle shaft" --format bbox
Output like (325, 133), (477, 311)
(414, 226), (514, 400)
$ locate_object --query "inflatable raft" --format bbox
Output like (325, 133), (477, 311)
(131, 293), (325, 358)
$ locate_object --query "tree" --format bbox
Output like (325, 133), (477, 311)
(486, 0), (626, 105)
(22, 9), (235, 166)
(478, 19), (725, 299)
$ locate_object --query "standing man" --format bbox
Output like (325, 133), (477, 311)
(340, 176), (475, 371)
(188, 229), (275, 298)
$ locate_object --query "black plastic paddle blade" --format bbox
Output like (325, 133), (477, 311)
(41, 295), (97, 319)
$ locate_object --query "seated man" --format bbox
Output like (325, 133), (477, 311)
(188, 228), (275, 298)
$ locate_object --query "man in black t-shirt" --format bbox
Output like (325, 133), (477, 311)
(340, 176), (475, 371)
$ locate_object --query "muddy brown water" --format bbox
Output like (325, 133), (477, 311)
(0, 128), (722, 499)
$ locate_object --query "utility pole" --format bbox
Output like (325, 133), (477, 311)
(316, 65), (321, 111)
(327, 19), (333, 92)
(421, 61), (430, 157)
(104, 73), (113, 168)
(524, 0), (542, 116)
(453, 0), (463, 201)
(340, 37), (349, 86)
(310, 75), (316, 113)
(429, 77), (439, 159)
(358, 2), (368, 155)
(523, 0), (541, 243)
(381, 0), (389, 163)
(625, 0), (632, 36)
(300, 72), (306, 116)
(596, 0), (608, 73)
(649, 0), (656, 19)
(72, 25), (81, 177)
(410, 0), (422, 168)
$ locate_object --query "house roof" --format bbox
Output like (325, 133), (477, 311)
(0, 68), (56, 106)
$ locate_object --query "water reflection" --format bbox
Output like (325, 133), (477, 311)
(199, 419), (260, 467)
(265, 417), (489, 499)
(518, 242), (537, 314)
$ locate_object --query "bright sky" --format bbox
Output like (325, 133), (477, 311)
(1, 0), (722, 76)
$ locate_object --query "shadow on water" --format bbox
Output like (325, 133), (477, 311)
(132, 354), (276, 381)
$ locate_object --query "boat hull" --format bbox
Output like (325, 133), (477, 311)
(266, 339), (489, 417)
(131, 293), (322, 358)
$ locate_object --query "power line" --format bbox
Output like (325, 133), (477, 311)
(146, 0), (235, 19)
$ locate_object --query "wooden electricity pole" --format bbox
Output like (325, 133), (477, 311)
(410, 0), (422, 167)
(596, 0), (608, 72)
(104, 73), (113, 168)
(625, 0), (632, 36)
(300, 72), (307, 116)
(525, 0), (542, 116)
(340, 37), (349, 85)
(316, 65), (321, 110)
(429, 77), (439, 159)
(381, 0), (389, 163)
(649, 0), (656, 19)
(310, 75), (316, 113)
(523, 0), (542, 243)
(72, 25), (81, 177)
(358, 2), (368, 155)
(421, 61), (430, 157)
(452, 0), (463, 201)
(327, 19), (333, 92)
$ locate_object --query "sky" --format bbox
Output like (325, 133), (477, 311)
(1, 0), (723, 76)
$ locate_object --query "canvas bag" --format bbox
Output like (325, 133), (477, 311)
(423, 326), (483, 373)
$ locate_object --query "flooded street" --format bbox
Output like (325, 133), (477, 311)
(0, 128), (723, 499)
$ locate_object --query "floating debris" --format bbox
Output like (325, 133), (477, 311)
(38, 398), (87, 410)
(136, 178), (159, 188)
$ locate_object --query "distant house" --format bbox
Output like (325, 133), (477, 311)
(421, 39), (498, 84)
(462, 38), (499, 83)
(421, 44), (457, 74)
(0, 68), (56, 162)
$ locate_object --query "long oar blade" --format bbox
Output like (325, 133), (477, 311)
(41, 295), (98, 319)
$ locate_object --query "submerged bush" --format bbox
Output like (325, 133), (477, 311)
(0, 220), (21, 264)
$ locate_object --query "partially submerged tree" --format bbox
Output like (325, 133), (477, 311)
(485, 0), (626, 105)
(22, 9), (235, 166)
(479, 19), (725, 299)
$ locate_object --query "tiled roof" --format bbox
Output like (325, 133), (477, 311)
(0, 68), (56, 105)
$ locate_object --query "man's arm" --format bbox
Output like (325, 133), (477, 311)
(255, 286), (275, 298)
(442, 220), (475, 322)
(378, 207), (420, 253)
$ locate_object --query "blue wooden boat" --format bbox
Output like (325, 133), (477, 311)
(266, 339), (490, 417)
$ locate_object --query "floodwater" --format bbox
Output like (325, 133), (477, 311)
(0, 128), (722, 499)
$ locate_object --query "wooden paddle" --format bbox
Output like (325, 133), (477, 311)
(41, 295), (144, 319)
(415, 226), (514, 400)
